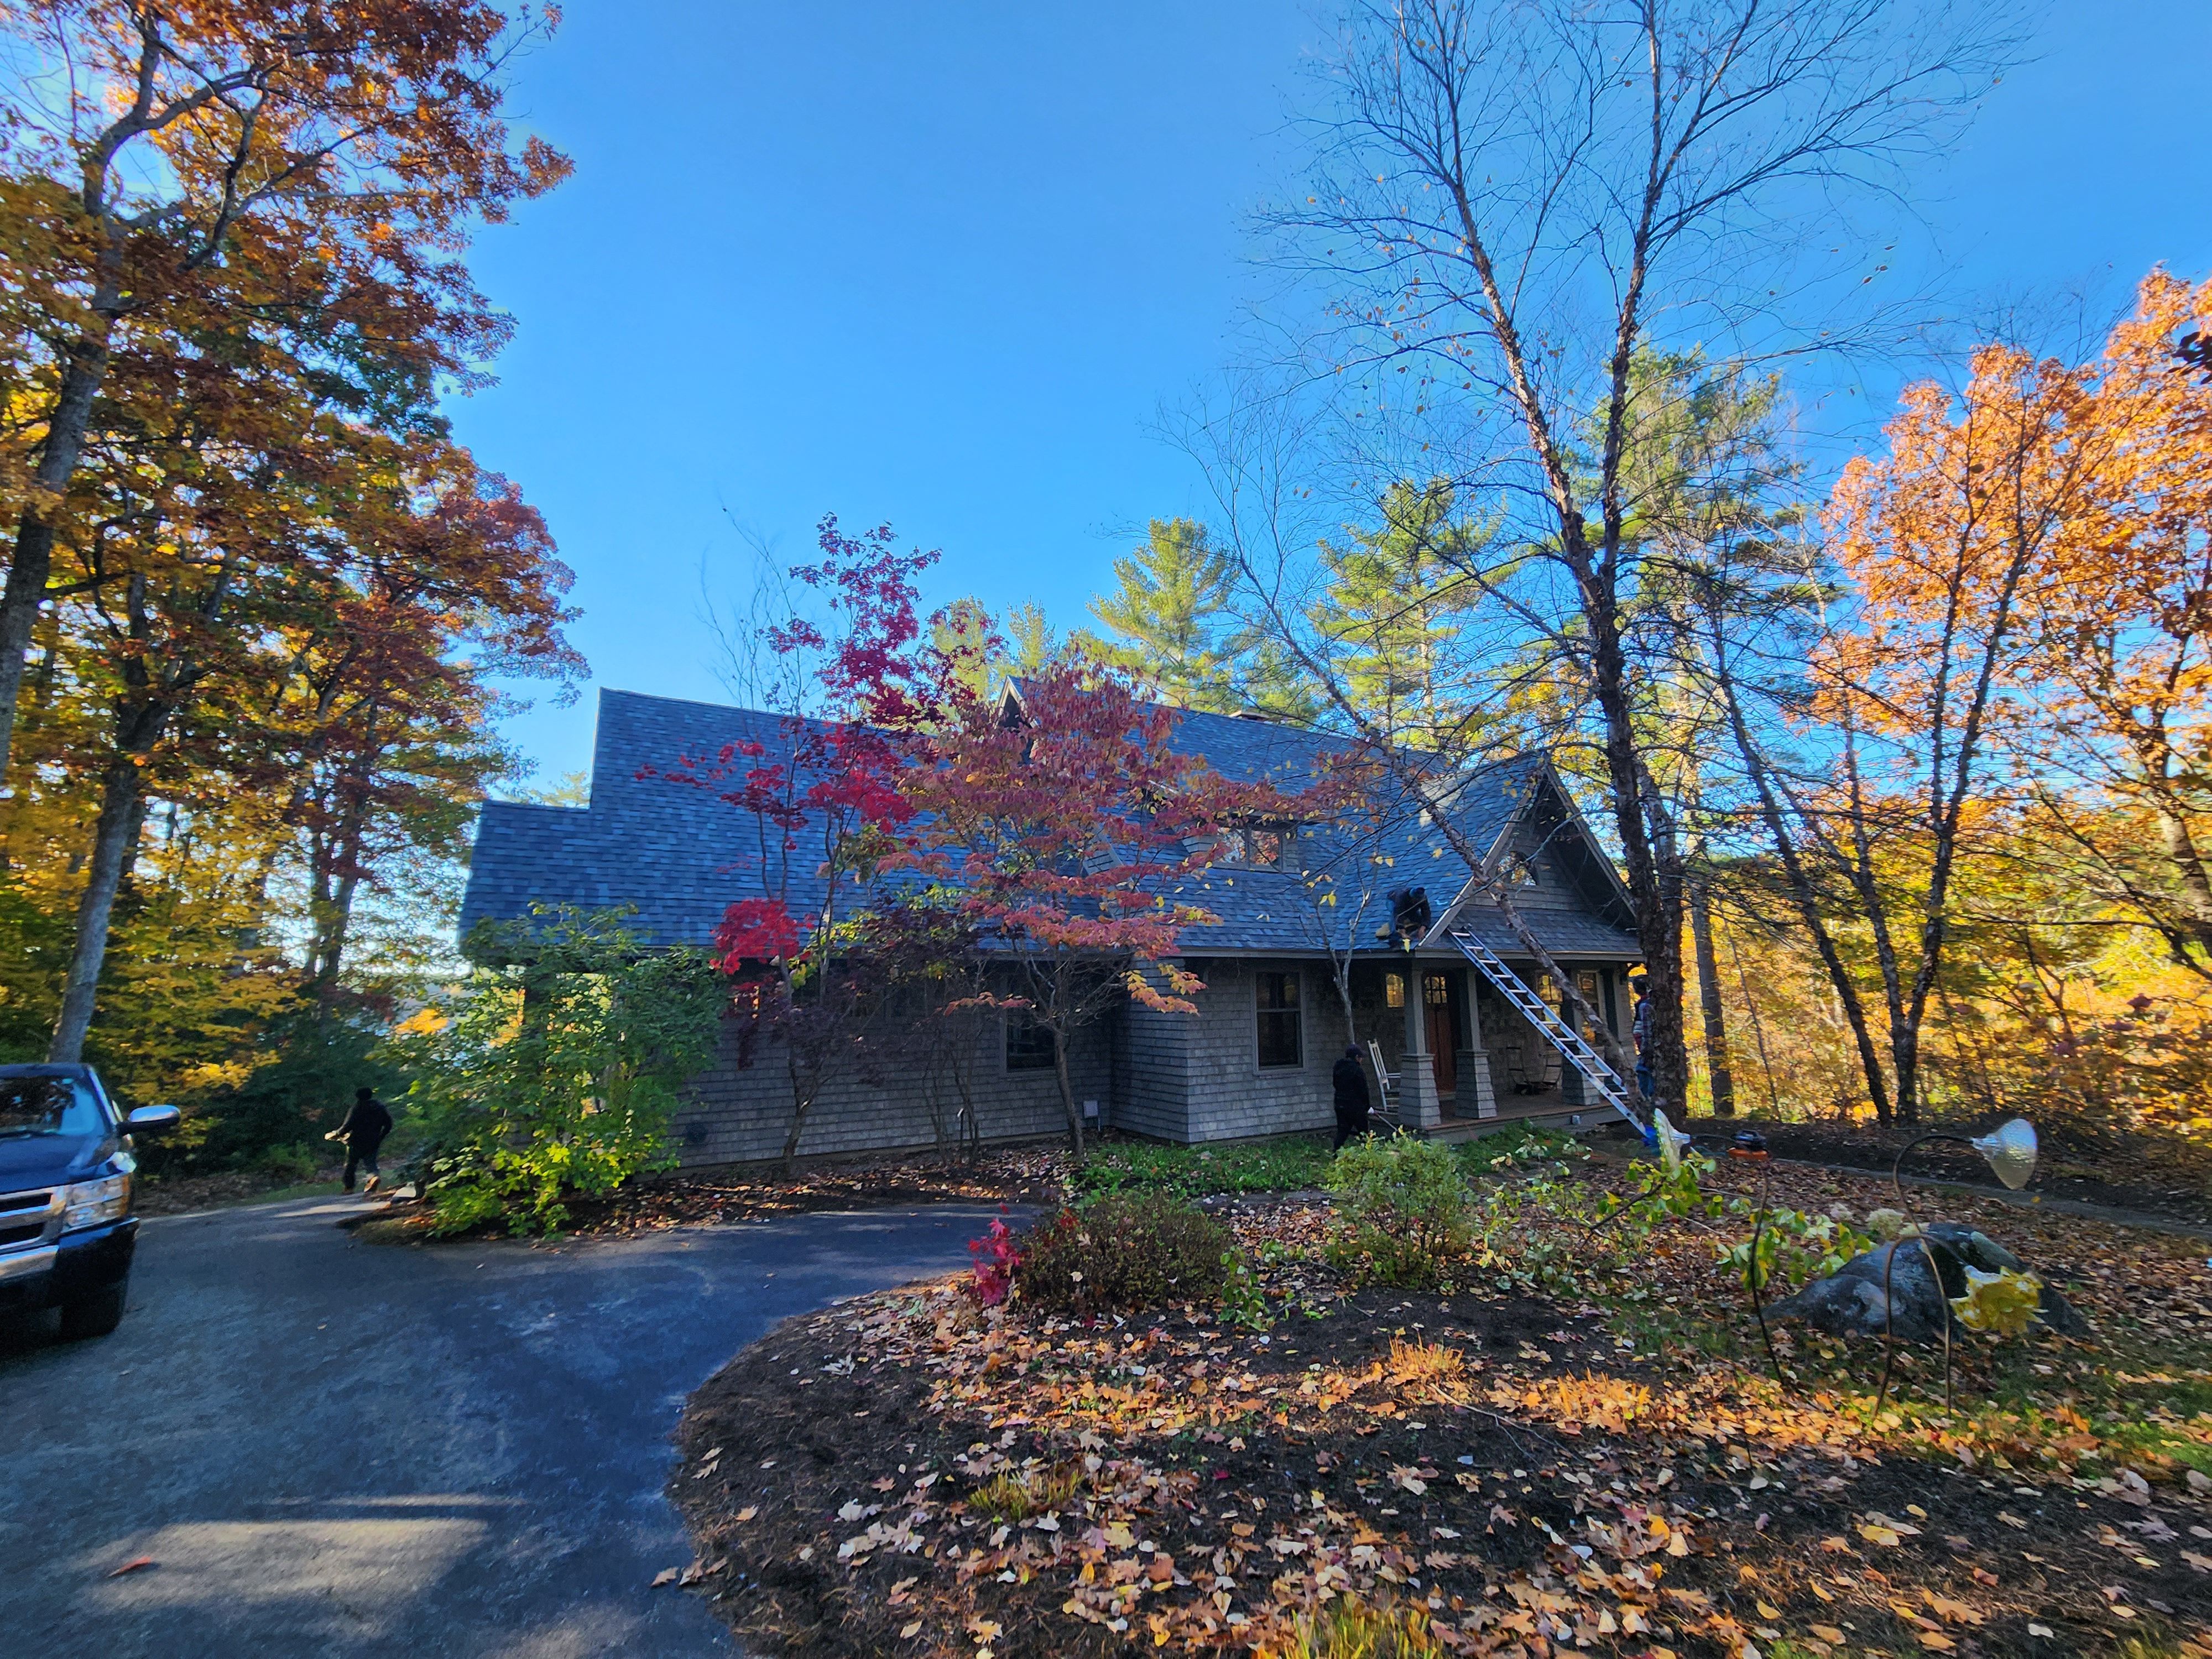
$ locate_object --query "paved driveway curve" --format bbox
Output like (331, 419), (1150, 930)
(0, 1196), (1007, 1657)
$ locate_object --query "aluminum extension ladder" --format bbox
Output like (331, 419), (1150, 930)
(1364, 1039), (1406, 1134)
(1446, 930), (1645, 1131)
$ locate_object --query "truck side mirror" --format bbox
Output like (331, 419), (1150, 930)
(127, 1104), (181, 1135)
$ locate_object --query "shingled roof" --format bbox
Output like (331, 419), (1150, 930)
(460, 687), (1640, 960)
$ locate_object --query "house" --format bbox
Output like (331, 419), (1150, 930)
(459, 687), (1644, 1165)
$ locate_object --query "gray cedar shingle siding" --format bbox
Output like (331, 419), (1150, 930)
(460, 688), (1641, 1157)
(1178, 962), (1354, 1143)
(669, 1009), (1108, 1167)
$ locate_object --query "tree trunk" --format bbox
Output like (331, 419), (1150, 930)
(0, 340), (112, 792)
(1050, 1028), (1084, 1163)
(781, 1053), (818, 1173)
(1586, 594), (1689, 1115)
(1328, 948), (1357, 1055)
(49, 754), (144, 1061)
(1707, 613), (1896, 1121)
(1687, 877), (1736, 1118)
(2157, 805), (2212, 961)
(314, 865), (365, 995)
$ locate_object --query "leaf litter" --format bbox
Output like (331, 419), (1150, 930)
(667, 1164), (2212, 1656)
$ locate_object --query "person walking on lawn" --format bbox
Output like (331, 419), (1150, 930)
(1331, 1045), (1373, 1150)
(327, 1087), (394, 1194)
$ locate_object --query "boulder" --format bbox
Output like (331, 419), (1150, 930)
(1766, 1221), (2085, 1341)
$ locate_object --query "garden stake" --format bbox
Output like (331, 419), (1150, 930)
(1874, 1135), (1968, 1416)
(1746, 1164), (1785, 1389)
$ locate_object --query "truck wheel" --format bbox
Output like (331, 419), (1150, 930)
(60, 1279), (127, 1339)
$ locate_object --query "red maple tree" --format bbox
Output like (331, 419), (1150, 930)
(653, 518), (942, 1166)
(897, 660), (1274, 1159)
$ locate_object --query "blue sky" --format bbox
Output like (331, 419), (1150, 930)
(450, 2), (2212, 786)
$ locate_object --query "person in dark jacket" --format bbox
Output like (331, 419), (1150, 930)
(1331, 1046), (1373, 1150)
(327, 1087), (395, 1194)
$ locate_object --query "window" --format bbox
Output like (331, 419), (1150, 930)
(1221, 822), (1297, 870)
(1256, 971), (1302, 1068)
(1005, 1013), (1056, 1071)
(1575, 969), (1603, 1041)
(0, 1073), (106, 1140)
(1384, 972), (1405, 1010)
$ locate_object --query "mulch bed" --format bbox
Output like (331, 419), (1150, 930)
(345, 1146), (1068, 1244)
(665, 1172), (2212, 1658)
(1684, 1114), (2212, 1227)
(560, 1148), (1067, 1234)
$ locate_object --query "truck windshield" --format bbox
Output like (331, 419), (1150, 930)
(0, 1076), (107, 1138)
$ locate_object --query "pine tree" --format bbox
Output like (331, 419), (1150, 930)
(1312, 480), (1490, 750)
(1083, 518), (1244, 712)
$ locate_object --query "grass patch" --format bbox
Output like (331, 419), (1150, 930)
(1071, 1135), (1334, 1198)
(1278, 1597), (1444, 1658)
(1067, 1126), (1591, 1204)
(967, 1462), (1082, 1524)
(1452, 1124), (1589, 1174)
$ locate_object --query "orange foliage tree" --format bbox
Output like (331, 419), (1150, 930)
(1704, 270), (2212, 1132)
(0, 0), (570, 789)
(1806, 343), (2099, 1122)
(2004, 273), (2212, 981)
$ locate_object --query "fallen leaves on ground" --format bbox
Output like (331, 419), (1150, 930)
(670, 1164), (2212, 1657)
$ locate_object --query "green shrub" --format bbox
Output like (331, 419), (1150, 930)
(1324, 1132), (1475, 1288)
(254, 1142), (321, 1183)
(1014, 1192), (1233, 1316)
(387, 906), (726, 1236)
(1071, 1135), (1332, 1199)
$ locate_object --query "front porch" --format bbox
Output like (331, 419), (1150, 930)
(1351, 953), (1638, 1138)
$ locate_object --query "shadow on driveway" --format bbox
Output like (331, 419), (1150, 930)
(0, 1196), (1009, 1657)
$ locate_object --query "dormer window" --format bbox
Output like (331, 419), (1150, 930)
(1220, 822), (1298, 870)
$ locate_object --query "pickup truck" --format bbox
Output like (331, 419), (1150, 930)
(0, 1062), (178, 1339)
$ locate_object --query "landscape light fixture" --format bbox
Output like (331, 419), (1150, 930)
(1891, 1116), (2038, 1197)
(1874, 1115), (2037, 1414)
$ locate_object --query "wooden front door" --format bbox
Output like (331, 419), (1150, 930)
(1425, 979), (1456, 1095)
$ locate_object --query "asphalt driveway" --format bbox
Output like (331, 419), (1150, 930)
(0, 1194), (1008, 1657)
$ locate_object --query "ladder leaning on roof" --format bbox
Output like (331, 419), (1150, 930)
(1446, 929), (1645, 1131)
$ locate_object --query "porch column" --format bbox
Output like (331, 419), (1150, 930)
(1456, 977), (1499, 1121)
(1401, 958), (1443, 1130)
